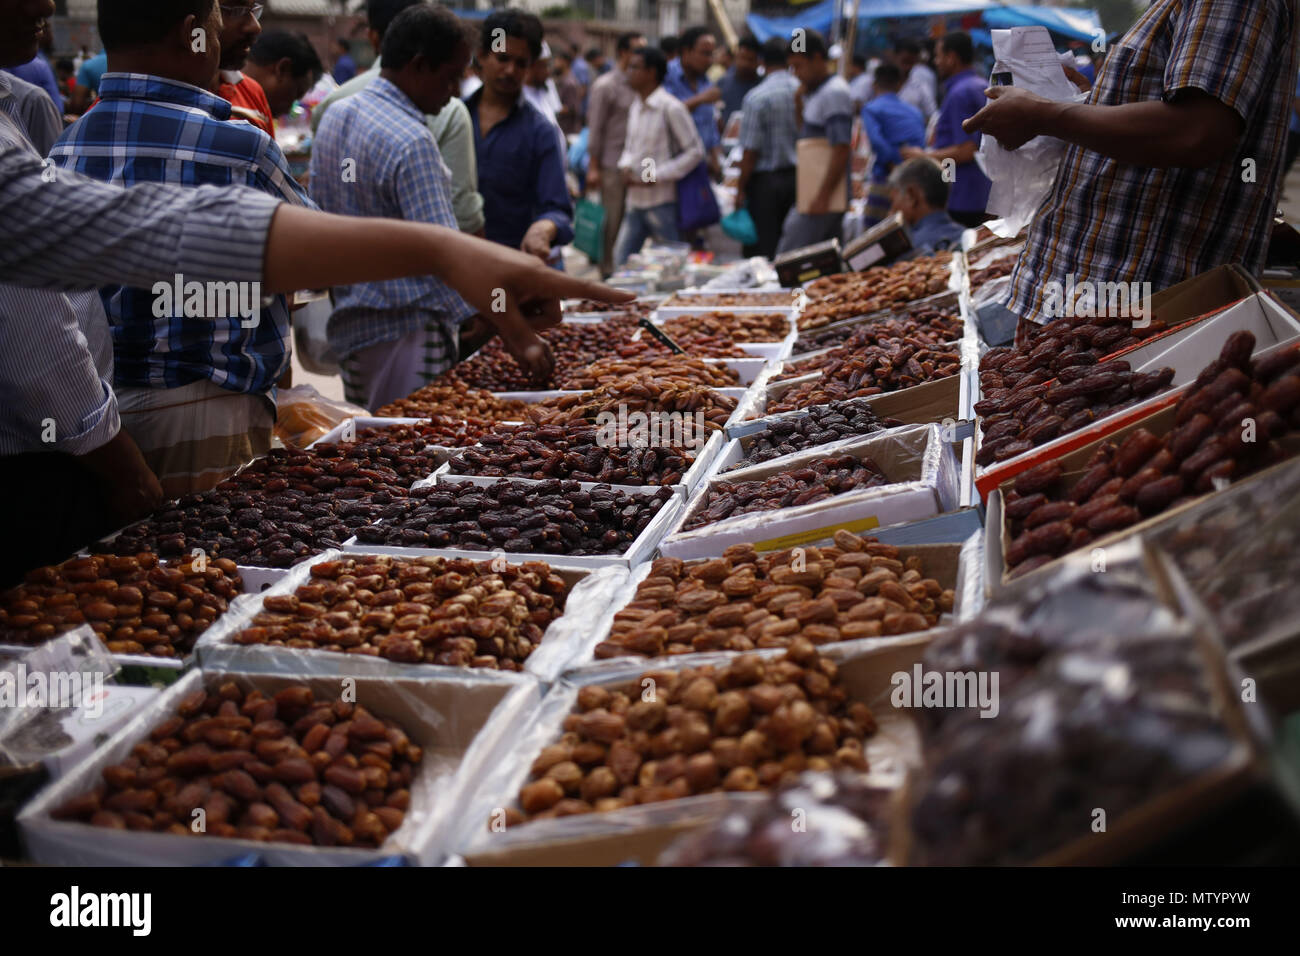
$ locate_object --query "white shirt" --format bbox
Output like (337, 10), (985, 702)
(617, 85), (705, 210)
(523, 78), (562, 129)
(900, 63), (938, 119)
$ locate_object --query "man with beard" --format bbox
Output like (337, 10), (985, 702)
(213, 0), (277, 136)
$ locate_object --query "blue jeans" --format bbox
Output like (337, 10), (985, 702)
(613, 201), (679, 266)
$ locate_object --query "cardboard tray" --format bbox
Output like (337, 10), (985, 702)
(456, 635), (932, 865)
(194, 549), (629, 684)
(659, 424), (960, 560)
(983, 404), (1300, 598)
(972, 292), (1300, 500)
(565, 539), (972, 679)
(18, 667), (540, 866)
(341, 490), (684, 571)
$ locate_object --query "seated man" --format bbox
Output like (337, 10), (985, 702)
(888, 157), (966, 257)
(49, 0), (312, 497)
(310, 3), (553, 409)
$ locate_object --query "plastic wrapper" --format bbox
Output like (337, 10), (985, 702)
(906, 540), (1253, 865)
(656, 771), (893, 866)
(660, 424), (961, 560)
(18, 667), (539, 865)
(195, 549), (628, 684)
(977, 28), (1089, 237)
(456, 638), (928, 860)
(274, 384), (370, 449)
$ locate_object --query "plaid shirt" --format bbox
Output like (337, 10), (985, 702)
(738, 70), (800, 172)
(49, 73), (311, 394)
(1004, 0), (1298, 323)
(309, 77), (474, 361)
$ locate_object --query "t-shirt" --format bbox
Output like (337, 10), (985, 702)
(933, 68), (991, 214)
(217, 71), (275, 137)
(75, 52), (107, 94)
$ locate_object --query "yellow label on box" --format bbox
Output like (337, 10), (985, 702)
(754, 515), (880, 552)
(798, 268), (820, 282)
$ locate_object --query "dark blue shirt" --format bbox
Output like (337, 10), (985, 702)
(467, 88), (574, 251)
(933, 68), (991, 214)
(718, 67), (760, 126)
(333, 54), (357, 85)
(861, 92), (925, 182)
(664, 58), (721, 150)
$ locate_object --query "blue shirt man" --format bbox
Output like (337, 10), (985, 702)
(5, 54), (61, 111)
(664, 55), (721, 152)
(75, 51), (107, 95)
(862, 90), (926, 182)
(932, 64), (991, 218)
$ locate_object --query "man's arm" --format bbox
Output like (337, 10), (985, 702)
(964, 86), (1243, 166)
(432, 100), (486, 234)
(735, 148), (758, 207)
(684, 86), (722, 110)
(586, 79), (608, 169)
(521, 123), (574, 258)
(861, 107), (900, 167)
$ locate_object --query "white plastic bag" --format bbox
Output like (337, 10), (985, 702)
(976, 27), (1088, 237)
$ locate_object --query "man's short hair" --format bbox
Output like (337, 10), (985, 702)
(737, 34), (761, 55)
(634, 45), (668, 85)
(680, 26), (713, 53)
(96, 0), (213, 50)
(659, 35), (679, 57)
(873, 62), (902, 88)
(480, 7), (544, 61)
(584, 46), (601, 62)
(894, 37), (920, 56)
(384, 3), (470, 70)
(939, 31), (973, 65)
(248, 30), (324, 82)
(367, 0), (420, 40)
(616, 32), (643, 55)
(761, 36), (788, 68)
(791, 29), (828, 59)
(889, 157), (950, 209)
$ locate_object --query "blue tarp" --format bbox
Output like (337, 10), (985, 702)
(747, 2), (1101, 45)
(982, 6), (1103, 43)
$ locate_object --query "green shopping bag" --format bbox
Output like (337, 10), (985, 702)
(721, 206), (758, 245)
(574, 196), (605, 263)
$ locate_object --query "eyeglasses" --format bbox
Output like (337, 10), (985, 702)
(220, 3), (264, 21)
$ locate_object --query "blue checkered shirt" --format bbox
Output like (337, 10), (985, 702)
(48, 73), (311, 394)
(738, 70), (799, 171)
(310, 77), (474, 360)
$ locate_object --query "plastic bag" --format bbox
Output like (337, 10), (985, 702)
(291, 295), (341, 375)
(976, 27), (1089, 237)
(573, 196), (605, 263)
(721, 206), (758, 245)
(274, 383), (369, 449)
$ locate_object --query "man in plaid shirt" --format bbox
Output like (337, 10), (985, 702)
(49, 0), (312, 496)
(968, 0), (1298, 336)
(311, 3), (554, 409)
(735, 37), (800, 260)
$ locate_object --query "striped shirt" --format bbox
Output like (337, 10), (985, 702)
(49, 73), (312, 394)
(0, 132), (280, 456)
(1004, 0), (1298, 323)
(309, 76), (474, 363)
(738, 70), (800, 172)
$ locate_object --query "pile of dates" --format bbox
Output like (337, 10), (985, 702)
(310, 420), (492, 481)
(596, 533), (951, 658)
(726, 400), (900, 471)
(974, 359), (1176, 466)
(527, 376), (737, 434)
(791, 305), (962, 359)
(798, 253), (952, 330)
(1001, 333), (1300, 577)
(51, 682), (421, 848)
(355, 480), (675, 555)
(767, 342), (961, 414)
(0, 553), (240, 657)
(661, 291), (792, 308)
(561, 354), (739, 391)
(440, 317), (640, 391)
(615, 330), (750, 359)
(565, 298), (657, 318)
(660, 311), (791, 343)
(505, 644), (876, 824)
(449, 421), (696, 485)
(685, 456), (889, 531)
(374, 385), (529, 421)
(108, 449), (412, 568)
(233, 555), (567, 669)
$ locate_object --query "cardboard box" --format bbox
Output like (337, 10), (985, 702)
(774, 238), (843, 288)
(972, 294), (1300, 499)
(790, 290), (962, 357)
(735, 369), (968, 434)
(195, 549), (629, 684)
(660, 424), (960, 560)
(795, 138), (848, 214)
(457, 636), (931, 865)
(984, 405), (1300, 597)
(19, 668), (539, 866)
(842, 212), (912, 272)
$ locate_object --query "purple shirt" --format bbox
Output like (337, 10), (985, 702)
(933, 68), (990, 214)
